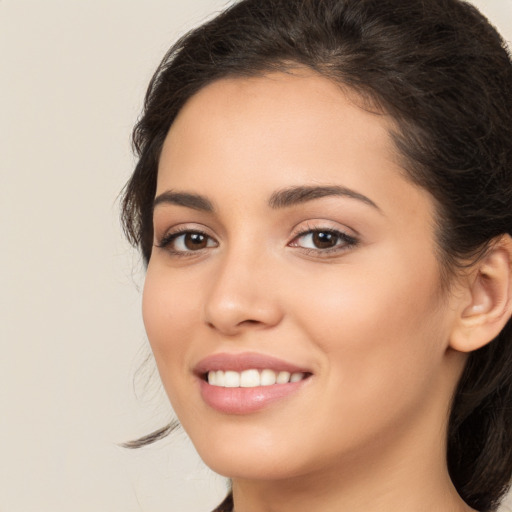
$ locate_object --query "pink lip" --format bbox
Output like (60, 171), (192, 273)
(194, 352), (310, 375)
(194, 352), (312, 415)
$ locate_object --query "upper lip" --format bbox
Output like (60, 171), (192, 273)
(194, 352), (312, 376)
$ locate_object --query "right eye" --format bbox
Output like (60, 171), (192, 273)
(157, 230), (218, 255)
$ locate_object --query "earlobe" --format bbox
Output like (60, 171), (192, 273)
(450, 235), (512, 353)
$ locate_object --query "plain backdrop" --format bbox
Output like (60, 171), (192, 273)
(1, 1), (511, 511)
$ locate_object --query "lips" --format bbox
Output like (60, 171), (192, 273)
(194, 352), (310, 375)
(194, 352), (312, 414)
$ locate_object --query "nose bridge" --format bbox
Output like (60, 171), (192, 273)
(203, 237), (282, 334)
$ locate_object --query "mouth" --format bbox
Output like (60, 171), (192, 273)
(194, 352), (313, 414)
(203, 369), (311, 388)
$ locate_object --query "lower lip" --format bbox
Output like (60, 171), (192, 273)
(199, 378), (309, 414)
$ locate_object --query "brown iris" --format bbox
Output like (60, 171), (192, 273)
(312, 231), (338, 249)
(184, 232), (209, 250)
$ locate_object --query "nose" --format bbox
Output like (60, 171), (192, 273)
(203, 248), (284, 336)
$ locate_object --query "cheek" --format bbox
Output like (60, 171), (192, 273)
(142, 264), (198, 380)
(293, 249), (447, 406)
(283, 266), (449, 460)
(296, 246), (443, 336)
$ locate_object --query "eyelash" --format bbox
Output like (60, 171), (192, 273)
(156, 227), (217, 257)
(289, 227), (359, 256)
(156, 226), (358, 258)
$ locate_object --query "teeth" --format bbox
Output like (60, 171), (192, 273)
(260, 369), (276, 386)
(276, 371), (291, 384)
(206, 369), (307, 388)
(224, 371), (240, 388)
(240, 369), (260, 387)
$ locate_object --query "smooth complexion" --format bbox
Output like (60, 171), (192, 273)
(143, 71), (481, 512)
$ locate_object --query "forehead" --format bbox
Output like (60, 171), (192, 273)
(159, 71), (400, 186)
(156, 71), (434, 230)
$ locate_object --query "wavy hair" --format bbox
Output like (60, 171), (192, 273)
(121, 1), (512, 510)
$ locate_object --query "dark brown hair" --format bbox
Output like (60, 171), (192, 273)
(121, 1), (512, 510)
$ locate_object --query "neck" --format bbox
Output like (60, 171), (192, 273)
(231, 404), (475, 512)
(231, 449), (473, 512)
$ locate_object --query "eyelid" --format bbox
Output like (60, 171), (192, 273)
(155, 224), (218, 255)
(155, 222), (214, 242)
(290, 229), (357, 247)
(288, 222), (359, 255)
(289, 219), (358, 240)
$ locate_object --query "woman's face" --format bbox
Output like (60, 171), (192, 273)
(143, 71), (465, 481)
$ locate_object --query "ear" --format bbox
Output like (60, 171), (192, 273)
(449, 235), (512, 353)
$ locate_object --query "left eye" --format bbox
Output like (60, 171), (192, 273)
(291, 229), (356, 250)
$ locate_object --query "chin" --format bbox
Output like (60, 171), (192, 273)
(186, 422), (310, 481)
(201, 450), (305, 481)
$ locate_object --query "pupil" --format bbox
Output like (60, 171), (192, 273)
(185, 233), (207, 250)
(313, 231), (337, 249)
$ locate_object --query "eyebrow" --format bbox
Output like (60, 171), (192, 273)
(268, 185), (381, 211)
(153, 191), (214, 212)
(153, 185), (380, 214)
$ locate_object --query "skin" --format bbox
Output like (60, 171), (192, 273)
(143, 70), (479, 512)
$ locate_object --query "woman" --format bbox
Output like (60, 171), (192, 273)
(121, 0), (512, 511)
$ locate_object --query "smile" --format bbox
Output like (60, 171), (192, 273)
(195, 352), (313, 414)
(207, 369), (307, 388)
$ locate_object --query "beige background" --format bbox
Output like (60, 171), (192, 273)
(1, 1), (511, 511)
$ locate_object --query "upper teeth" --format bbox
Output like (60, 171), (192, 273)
(207, 369), (306, 388)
